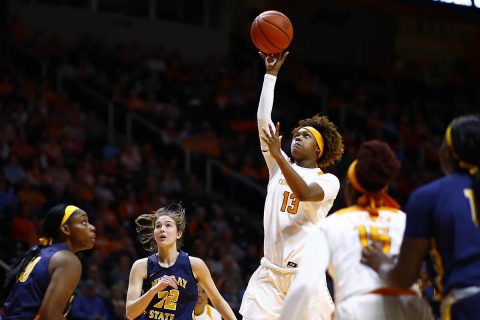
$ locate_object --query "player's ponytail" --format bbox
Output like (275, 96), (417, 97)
(3, 204), (68, 297)
(446, 114), (480, 218)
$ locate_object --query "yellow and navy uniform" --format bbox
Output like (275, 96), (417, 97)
(404, 171), (480, 319)
(140, 251), (198, 320)
(3, 244), (73, 319)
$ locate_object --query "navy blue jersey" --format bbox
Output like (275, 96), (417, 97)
(3, 243), (73, 319)
(404, 171), (480, 296)
(140, 251), (198, 320)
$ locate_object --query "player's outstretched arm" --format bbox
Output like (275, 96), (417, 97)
(38, 251), (82, 320)
(190, 257), (237, 320)
(257, 52), (289, 174)
(126, 259), (178, 319)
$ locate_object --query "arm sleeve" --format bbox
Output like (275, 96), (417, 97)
(403, 187), (434, 239)
(257, 74), (283, 176)
(280, 227), (330, 320)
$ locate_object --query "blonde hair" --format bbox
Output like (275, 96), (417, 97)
(135, 203), (186, 251)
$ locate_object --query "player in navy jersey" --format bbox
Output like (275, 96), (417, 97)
(362, 114), (480, 319)
(126, 204), (236, 320)
(2, 204), (96, 319)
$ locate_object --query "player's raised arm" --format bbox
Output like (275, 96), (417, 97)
(257, 51), (289, 174)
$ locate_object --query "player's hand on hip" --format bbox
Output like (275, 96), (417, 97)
(259, 51), (289, 76)
(261, 122), (282, 160)
(361, 245), (391, 272)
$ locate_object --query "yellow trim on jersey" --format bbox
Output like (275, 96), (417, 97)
(431, 238), (445, 296)
(377, 206), (401, 213)
(334, 205), (362, 215)
(334, 205), (400, 216)
(302, 126), (324, 159)
(61, 205), (79, 225)
(443, 303), (452, 320)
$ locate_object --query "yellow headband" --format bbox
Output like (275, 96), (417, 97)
(347, 160), (367, 193)
(302, 126), (324, 159)
(445, 123), (478, 176)
(61, 205), (79, 225)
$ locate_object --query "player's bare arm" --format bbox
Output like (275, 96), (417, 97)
(38, 251), (82, 320)
(190, 257), (237, 320)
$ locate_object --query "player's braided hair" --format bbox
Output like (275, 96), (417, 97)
(3, 204), (69, 299)
(355, 140), (401, 192)
(293, 114), (344, 168)
(135, 203), (187, 252)
(448, 114), (480, 216)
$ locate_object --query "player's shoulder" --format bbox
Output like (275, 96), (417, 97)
(188, 255), (205, 268)
(313, 171), (340, 187)
(409, 175), (450, 203)
(51, 249), (80, 266)
(50, 250), (82, 275)
(132, 257), (149, 270)
(320, 171), (339, 180)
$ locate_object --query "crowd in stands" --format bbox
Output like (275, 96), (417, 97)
(1, 17), (479, 319)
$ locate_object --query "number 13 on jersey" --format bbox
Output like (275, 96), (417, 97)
(280, 191), (300, 214)
(356, 225), (391, 254)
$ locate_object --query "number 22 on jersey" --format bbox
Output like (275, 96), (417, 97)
(356, 225), (391, 254)
(153, 289), (179, 310)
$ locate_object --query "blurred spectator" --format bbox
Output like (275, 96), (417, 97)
(3, 155), (25, 186)
(9, 205), (37, 246)
(109, 283), (127, 320)
(70, 281), (109, 320)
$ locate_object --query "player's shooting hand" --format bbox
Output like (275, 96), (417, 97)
(259, 51), (289, 76)
(261, 122), (282, 160)
(360, 245), (392, 272)
(151, 275), (178, 293)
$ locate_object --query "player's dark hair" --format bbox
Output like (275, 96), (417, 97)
(356, 140), (401, 192)
(3, 204), (68, 298)
(293, 114), (344, 168)
(449, 114), (480, 215)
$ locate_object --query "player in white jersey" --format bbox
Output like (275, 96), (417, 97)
(194, 286), (222, 320)
(280, 140), (433, 320)
(239, 51), (344, 320)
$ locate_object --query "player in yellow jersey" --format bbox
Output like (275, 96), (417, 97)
(239, 51), (344, 320)
(280, 140), (433, 320)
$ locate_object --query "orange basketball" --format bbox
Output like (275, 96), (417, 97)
(250, 10), (293, 54)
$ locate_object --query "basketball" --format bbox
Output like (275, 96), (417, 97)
(250, 10), (293, 54)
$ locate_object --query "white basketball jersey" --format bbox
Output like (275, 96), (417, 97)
(263, 159), (340, 268)
(256, 73), (340, 269)
(320, 206), (406, 302)
(279, 206), (407, 320)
